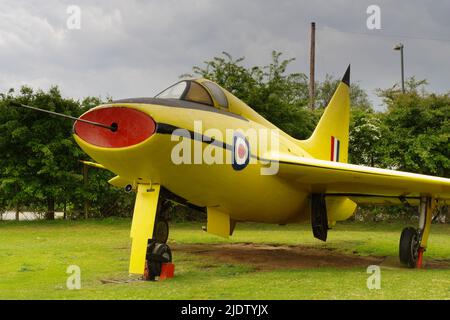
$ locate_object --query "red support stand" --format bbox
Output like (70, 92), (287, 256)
(417, 247), (424, 268)
(143, 260), (150, 281)
(159, 263), (175, 280)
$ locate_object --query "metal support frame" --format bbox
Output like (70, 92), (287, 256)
(416, 196), (436, 268)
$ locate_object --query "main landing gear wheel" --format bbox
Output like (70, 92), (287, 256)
(153, 219), (169, 243)
(398, 197), (437, 268)
(399, 227), (420, 268)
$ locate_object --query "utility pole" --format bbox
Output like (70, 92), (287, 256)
(394, 43), (405, 93)
(400, 45), (405, 93)
(309, 22), (316, 110)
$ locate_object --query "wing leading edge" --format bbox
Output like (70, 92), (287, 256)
(266, 153), (450, 203)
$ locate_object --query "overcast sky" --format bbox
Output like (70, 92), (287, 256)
(1, 0), (450, 110)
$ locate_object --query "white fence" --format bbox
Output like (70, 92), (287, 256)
(0, 211), (64, 221)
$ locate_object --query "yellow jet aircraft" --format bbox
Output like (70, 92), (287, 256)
(14, 66), (450, 278)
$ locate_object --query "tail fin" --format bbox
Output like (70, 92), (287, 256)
(299, 65), (350, 163)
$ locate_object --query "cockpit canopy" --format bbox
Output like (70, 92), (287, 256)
(155, 80), (228, 108)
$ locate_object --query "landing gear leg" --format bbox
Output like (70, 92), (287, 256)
(399, 196), (436, 268)
(128, 184), (174, 281)
(129, 183), (161, 276)
(311, 194), (328, 242)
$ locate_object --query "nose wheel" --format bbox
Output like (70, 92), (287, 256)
(143, 197), (172, 280)
(153, 219), (169, 243)
(153, 198), (171, 244)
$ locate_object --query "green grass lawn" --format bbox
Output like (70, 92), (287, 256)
(1, 218), (450, 299)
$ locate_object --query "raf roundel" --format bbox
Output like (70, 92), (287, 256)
(232, 133), (250, 171)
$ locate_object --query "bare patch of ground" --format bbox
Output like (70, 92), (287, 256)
(100, 244), (450, 284)
(173, 243), (384, 270)
(173, 243), (450, 270)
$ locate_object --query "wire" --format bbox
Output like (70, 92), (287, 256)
(320, 27), (450, 44)
(9, 102), (117, 131)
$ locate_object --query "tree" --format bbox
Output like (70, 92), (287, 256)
(377, 78), (450, 177)
(316, 74), (372, 111)
(0, 86), (85, 219)
(348, 109), (383, 166)
(0, 90), (136, 220)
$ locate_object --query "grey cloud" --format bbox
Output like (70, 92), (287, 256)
(1, 0), (449, 110)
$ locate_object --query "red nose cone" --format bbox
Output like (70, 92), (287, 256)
(74, 107), (156, 148)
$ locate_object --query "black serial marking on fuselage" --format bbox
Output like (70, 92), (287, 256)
(156, 123), (234, 151)
(156, 123), (264, 161)
(111, 97), (248, 122)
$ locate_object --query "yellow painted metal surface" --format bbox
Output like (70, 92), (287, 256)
(129, 184), (160, 275)
(420, 198), (436, 248)
(207, 208), (231, 238)
(73, 121), (307, 224)
(298, 81), (350, 163)
(272, 153), (450, 201)
(108, 175), (133, 189)
(326, 197), (357, 222)
(80, 160), (106, 169)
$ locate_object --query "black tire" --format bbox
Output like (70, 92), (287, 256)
(146, 242), (172, 278)
(153, 219), (169, 243)
(399, 227), (420, 268)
